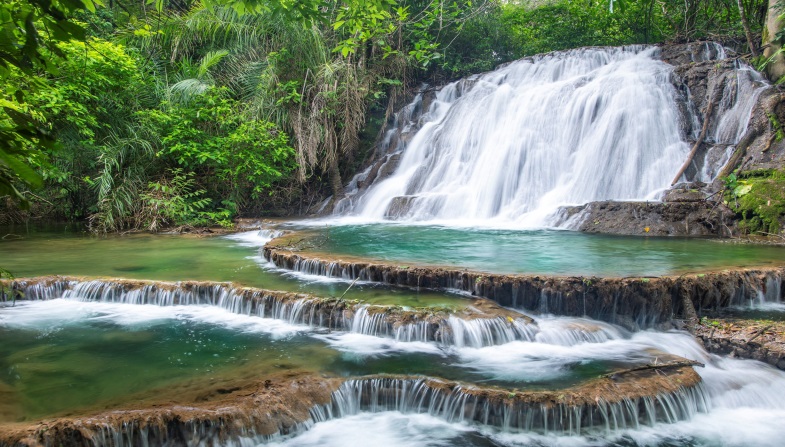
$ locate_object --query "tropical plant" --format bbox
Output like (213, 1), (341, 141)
(0, 0), (101, 206)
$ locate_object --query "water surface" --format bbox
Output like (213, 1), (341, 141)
(288, 223), (785, 276)
(0, 299), (648, 421)
(0, 224), (467, 308)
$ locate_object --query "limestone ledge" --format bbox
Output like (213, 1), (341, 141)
(0, 364), (702, 447)
(0, 275), (534, 336)
(264, 240), (785, 329)
(694, 318), (785, 370)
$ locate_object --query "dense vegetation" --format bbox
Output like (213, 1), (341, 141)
(0, 0), (774, 232)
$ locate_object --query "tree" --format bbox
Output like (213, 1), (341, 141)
(763, 0), (785, 81)
(0, 0), (100, 207)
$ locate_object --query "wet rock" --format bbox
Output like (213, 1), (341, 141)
(736, 89), (785, 173)
(659, 41), (731, 66)
(693, 318), (785, 371)
(664, 183), (708, 202)
(557, 200), (736, 237)
(384, 195), (417, 219)
(264, 241), (785, 329)
(0, 373), (341, 447)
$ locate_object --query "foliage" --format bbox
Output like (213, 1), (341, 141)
(140, 87), (296, 205)
(0, 0), (102, 206)
(6, 36), (148, 221)
(2, 0), (776, 231)
(140, 168), (211, 231)
(88, 127), (158, 233)
(725, 170), (785, 234)
(434, 5), (518, 79)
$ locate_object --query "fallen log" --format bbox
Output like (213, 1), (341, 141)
(671, 77), (722, 185)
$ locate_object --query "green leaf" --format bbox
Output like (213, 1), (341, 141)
(0, 149), (43, 189)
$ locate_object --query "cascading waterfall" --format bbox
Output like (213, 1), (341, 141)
(7, 278), (785, 446)
(533, 317), (626, 346)
(694, 60), (767, 182)
(334, 45), (766, 225)
(443, 315), (538, 347)
(308, 377), (708, 434)
(3, 278), (543, 348)
(744, 274), (784, 310)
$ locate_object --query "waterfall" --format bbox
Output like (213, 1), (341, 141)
(695, 61), (767, 182)
(335, 45), (766, 226)
(309, 376), (708, 434)
(3, 277), (540, 348)
(342, 46), (688, 224)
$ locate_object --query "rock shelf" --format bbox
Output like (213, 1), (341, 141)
(264, 235), (785, 329)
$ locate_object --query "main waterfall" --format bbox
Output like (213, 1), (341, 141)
(335, 45), (762, 226)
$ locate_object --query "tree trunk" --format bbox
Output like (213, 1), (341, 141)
(328, 155), (343, 200)
(738, 0), (759, 57)
(764, 0), (785, 81)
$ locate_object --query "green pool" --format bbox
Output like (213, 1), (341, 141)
(0, 299), (640, 422)
(284, 223), (785, 276)
(0, 224), (467, 308)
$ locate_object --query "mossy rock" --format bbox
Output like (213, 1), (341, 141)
(727, 169), (785, 234)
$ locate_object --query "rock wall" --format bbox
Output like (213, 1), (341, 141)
(695, 319), (785, 370)
(557, 197), (736, 236)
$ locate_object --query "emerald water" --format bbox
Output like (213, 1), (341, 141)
(4, 42), (785, 447)
(0, 224), (465, 308)
(290, 223), (785, 276)
(0, 299), (329, 421)
(0, 299), (651, 422)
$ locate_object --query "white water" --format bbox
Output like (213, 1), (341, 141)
(297, 331), (785, 446)
(9, 278), (543, 347)
(347, 46), (687, 225)
(223, 228), (284, 247)
(0, 299), (309, 338)
(5, 296), (785, 445)
(334, 46), (765, 227)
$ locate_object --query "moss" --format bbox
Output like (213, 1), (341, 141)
(726, 169), (785, 234)
(767, 112), (785, 142)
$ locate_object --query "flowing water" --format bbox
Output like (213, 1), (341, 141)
(334, 45), (766, 226)
(4, 293), (785, 446)
(4, 231), (785, 445)
(274, 223), (785, 276)
(3, 44), (785, 446)
(0, 297), (677, 423)
(0, 224), (466, 308)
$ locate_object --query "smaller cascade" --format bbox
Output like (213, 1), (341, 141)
(534, 318), (627, 346)
(692, 61), (768, 183)
(2, 277), (539, 348)
(737, 271), (784, 310)
(443, 315), (537, 347)
(263, 237), (785, 327)
(333, 91), (427, 215)
(309, 372), (707, 435)
(229, 227), (286, 243)
(347, 306), (538, 347)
